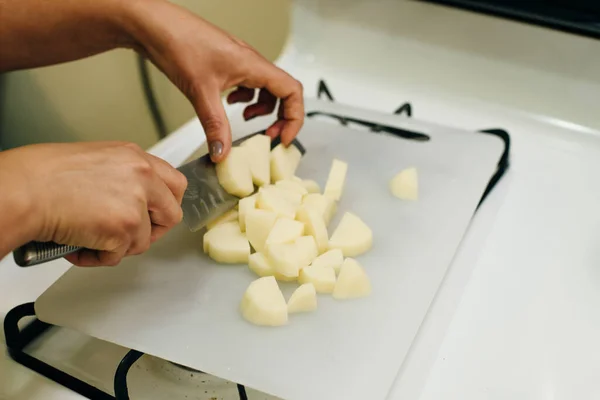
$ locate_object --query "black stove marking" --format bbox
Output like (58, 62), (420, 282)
(3, 302), (250, 400)
(476, 128), (511, 208)
(317, 79), (335, 102)
(394, 103), (412, 117)
(306, 111), (430, 141)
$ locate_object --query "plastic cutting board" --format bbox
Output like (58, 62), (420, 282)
(35, 109), (505, 400)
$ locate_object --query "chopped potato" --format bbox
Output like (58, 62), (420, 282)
(333, 258), (371, 299)
(203, 221), (250, 264)
(275, 179), (308, 196)
(238, 194), (257, 232)
(294, 236), (319, 266)
(298, 265), (336, 294)
(245, 209), (278, 253)
(302, 193), (337, 227)
(206, 209), (238, 231)
(301, 179), (321, 193)
(329, 212), (372, 257)
(323, 159), (348, 201)
(256, 187), (297, 219)
(265, 218), (305, 246)
(287, 283), (317, 313)
(266, 242), (303, 280)
(296, 207), (328, 254)
(310, 249), (344, 274)
(240, 276), (288, 326)
(390, 167), (418, 200)
(215, 147), (254, 197)
(240, 134), (271, 186)
(248, 252), (274, 277)
(270, 143), (302, 182)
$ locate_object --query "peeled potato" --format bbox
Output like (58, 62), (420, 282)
(206, 209), (238, 230)
(329, 212), (372, 257)
(294, 235), (319, 266)
(310, 249), (344, 274)
(267, 242), (303, 279)
(261, 185), (302, 207)
(302, 193), (337, 227)
(333, 258), (371, 299)
(245, 209), (277, 253)
(298, 265), (336, 294)
(238, 194), (257, 232)
(287, 283), (317, 313)
(256, 187), (297, 219)
(270, 143), (302, 182)
(296, 207), (328, 254)
(323, 159), (348, 201)
(390, 167), (418, 200)
(265, 218), (305, 246)
(275, 179), (308, 196)
(240, 276), (288, 326)
(240, 134), (271, 186)
(203, 221), (250, 263)
(301, 179), (321, 194)
(215, 147), (254, 197)
(248, 252), (274, 277)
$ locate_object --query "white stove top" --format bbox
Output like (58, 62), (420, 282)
(2, 1), (600, 399)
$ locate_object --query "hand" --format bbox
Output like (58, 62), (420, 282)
(124, 0), (304, 162)
(0, 142), (187, 266)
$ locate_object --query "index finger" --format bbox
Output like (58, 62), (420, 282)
(242, 62), (304, 145)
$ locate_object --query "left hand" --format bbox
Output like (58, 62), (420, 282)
(124, 0), (305, 162)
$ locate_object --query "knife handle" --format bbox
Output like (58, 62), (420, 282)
(13, 241), (82, 267)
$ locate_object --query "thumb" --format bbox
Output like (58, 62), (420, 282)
(192, 85), (232, 162)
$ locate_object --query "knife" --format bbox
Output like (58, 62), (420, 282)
(13, 131), (305, 267)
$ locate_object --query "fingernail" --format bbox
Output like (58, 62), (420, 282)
(209, 141), (223, 158)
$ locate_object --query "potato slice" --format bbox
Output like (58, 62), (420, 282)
(294, 235), (319, 266)
(298, 265), (336, 294)
(333, 258), (371, 299)
(301, 179), (321, 194)
(267, 242), (303, 279)
(215, 147), (254, 197)
(245, 209), (277, 253)
(390, 167), (418, 200)
(240, 276), (287, 326)
(328, 212), (372, 257)
(287, 283), (317, 313)
(256, 187), (297, 219)
(302, 193), (337, 227)
(310, 249), (344, 274)
(248, 252), (274, 277)
(270, 143), (302, 182)
(275, 179), (308, 196)
(265, 218), (305, 246)
(296, 207), (328, 254)
(203, 221), (250, 263)
(238, 194), (257, 232)
(240, 134), (271, 186)
(206, 209), (239, 230)
(323, 159), (348, 201)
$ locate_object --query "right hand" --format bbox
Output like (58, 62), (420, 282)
(4, 142), (187, 267)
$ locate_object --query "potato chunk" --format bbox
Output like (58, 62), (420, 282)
(332, 258), (371, 299)
(287, 283), (317, 313)
(203, 221), (250, 263)
(328, 212), (372, 257)
(298, 265), (336, 294)
(310, 249), (344, 274)
(240, 276), (287, 326)
(390, 167), (418, 200)
(240, 134), (271, 186)
(245, 209), (277, 253)
(270, 143), (302, 182)
(296, 207), (328, 254)
(248, 252), (274, 277)
(215, 147), (253, 197)
(323, 159), (348, 201)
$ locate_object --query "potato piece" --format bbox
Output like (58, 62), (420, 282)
(215, 147), (254, 197)
(248, 252), (274, 277)
(238, 194), (257, 232)
(240, 276), (287, 326)
(270, 143), (302, 182)
(275, 179), (308, 196)
(245, 209), (277, 253)
(294, 235), (319, 266)
(240, 134), (271, 186)
(265, 218), (305, 246)
(390, 167), (418, 200)
(287, 283), (317, 313)
(256, 187), (297, 219)
(328, 212), (372, 257)
(310, 249), (344, 274)
(301, 179), (321, 194)
(296, 207), (328, 254)
(302, 193), (337, 227)
(267, 242), (303, 279)
(262, 185), (302, 207)
(323, 159), (348, 201)
(333, 258), (371, 299)
(298, 265), (336, 294)
(203, 221), (250, 263)
(206, 209), (238, 230)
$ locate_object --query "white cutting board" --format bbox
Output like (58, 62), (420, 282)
(35, 109), (504, 400)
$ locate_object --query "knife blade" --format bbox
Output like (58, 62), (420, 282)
(13, 131), (306, 267)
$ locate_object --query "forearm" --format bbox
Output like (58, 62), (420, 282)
(0, 0), (139, 72)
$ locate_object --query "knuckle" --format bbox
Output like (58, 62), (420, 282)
(119, 212), (143, 233)
(294, 79), (303, 94)
(122, 142), (143, 153)
(201, 115), (224, 135)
